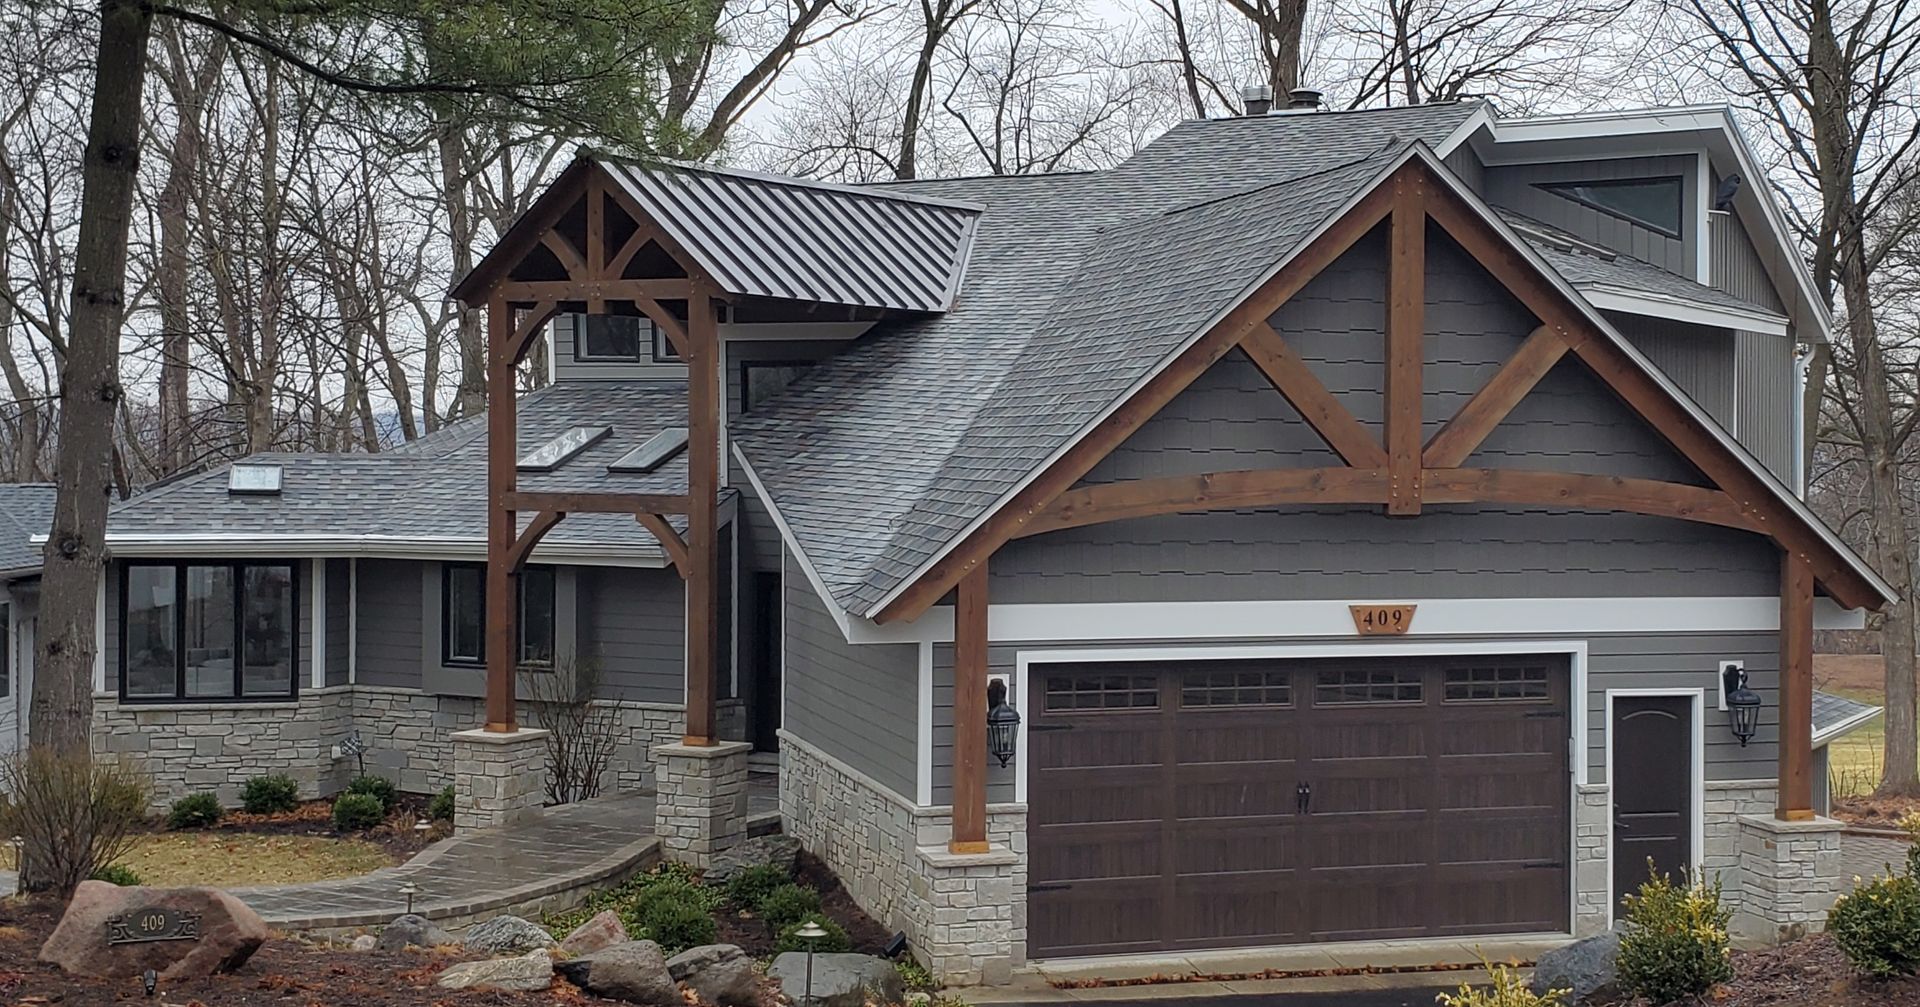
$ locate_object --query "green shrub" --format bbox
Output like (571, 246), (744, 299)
(331, 792), (385, 832)
(240, 774), (300, 815)
(1616, 865), (1734, 1004)
(774, 914), (851, 954)
(895, 958), (936, 993)
(1828, 843), (1920, 979)
(541, 864), (719, 937)
(90, 863), (144, 887)
(345, 775), (398, 812)
(166, 793), (223, 830)
(1436, 956), (1566, 1007)
(640, 896), (717, 953)
(759, 883), (823, 933)
(726, 863), (791, 909)
(428, 785), (455, 823)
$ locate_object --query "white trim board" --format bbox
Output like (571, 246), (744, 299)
(846, 595), (1864, 645)
(1603, 688), (1707, 924)
(1580, 287), (1790, 337)
(310, 560), (327, 690)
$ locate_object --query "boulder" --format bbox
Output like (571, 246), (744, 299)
(1529, 929), (1622, 1005)
(376, 913), (455, 952)
(667, 943), (759, 1006)
(349, 934), (378, 953)
(705, 834), (801, 887)
(555, 939), (680, 1005)
(560, 910), (629, 956)
(436, 949), (554, 992)
(39, 881), (270, 981)
(768, 952), (904, 1007)
(462, 914), (557, 954)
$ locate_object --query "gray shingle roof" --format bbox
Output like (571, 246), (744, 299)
(601, 158), (980, 313)
(105, 383), (694, 560)
(1498, 209), (1784, 320)
(733, 102), (1485, 615)
(0, 483), (55, 575)
(1814, 690), (1881, 745)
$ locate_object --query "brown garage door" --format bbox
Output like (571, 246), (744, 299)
(1027, 654), (1570, 959)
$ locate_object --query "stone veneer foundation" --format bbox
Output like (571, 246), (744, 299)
(92, 686), (695, 807)
(779, 731), (1026, 986)
(1576, 779), (1781, 935)
(1733, 814), (1846, 942)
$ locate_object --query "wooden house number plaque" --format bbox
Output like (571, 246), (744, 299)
(1350, 604), (1416, 636)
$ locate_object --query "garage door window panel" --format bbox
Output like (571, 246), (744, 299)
(1314, 666), (1424, 705)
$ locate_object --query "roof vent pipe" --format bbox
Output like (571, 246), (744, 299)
(1288, 88), (1323, 110)
(1242, 84), (1274, 116)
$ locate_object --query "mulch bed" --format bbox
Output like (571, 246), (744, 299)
(712, 851), (895, 957)
(1683, 935), (1920, 1007)
(147, 796), (448, 862)
(1832, 793), (1920, 832)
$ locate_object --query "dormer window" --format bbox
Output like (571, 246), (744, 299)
(573, 315), (680, 363)
(1536, 176), (1684, 239)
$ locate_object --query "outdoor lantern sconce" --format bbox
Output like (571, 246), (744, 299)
(987, 678), (1021, 768)
(1723, 662), (1763, 747)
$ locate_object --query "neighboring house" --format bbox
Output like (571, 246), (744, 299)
(0, 483), (55, 757)
(50, 98), (1893, 980)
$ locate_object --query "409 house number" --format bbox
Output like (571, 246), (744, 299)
(1349, 604), (1416, 636)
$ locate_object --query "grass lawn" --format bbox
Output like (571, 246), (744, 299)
(1818, 653), (1893, 800)
(3, 833), (398, 888)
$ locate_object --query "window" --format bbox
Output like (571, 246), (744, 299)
(1181, 665), (1291, 707)
(1444, 663), (1550, 702)
(1313, 666), (1423, 706)
(441, 564), (556, 670)
(575, 315), (649, 362)
(120, 561), (297, 702)
(1537, 176), (1685, 238)
(1043, 672), (1158, 711)
(740, 361), (812, 413)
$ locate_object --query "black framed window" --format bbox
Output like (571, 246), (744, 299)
(1536, 176), (1685, 238)
(442, 563), (556, 670)
(740, 361), (811, 413)
(120, 561), (297, 702)
(575, 315), (650, 363)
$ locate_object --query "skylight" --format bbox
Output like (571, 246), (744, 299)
(518, 426), (612, 473)
(227, 463), (283, 496)
(607, 428), (688, 474)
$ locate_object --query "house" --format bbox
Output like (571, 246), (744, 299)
(45, 98), (1895, 981)
(0, 483), (55, 756)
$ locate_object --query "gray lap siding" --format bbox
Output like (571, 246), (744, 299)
(783, 546), (919, 800)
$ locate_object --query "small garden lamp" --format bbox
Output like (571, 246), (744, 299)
(986, 678), (1021, 768)
(414, 818), (433, 837)
(1723, 663), (1763, 747)
(795, 919), (829, 1005)
(399, 880), (419, 914)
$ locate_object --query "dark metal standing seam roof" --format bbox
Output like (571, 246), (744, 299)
(602, 159), (981, 313)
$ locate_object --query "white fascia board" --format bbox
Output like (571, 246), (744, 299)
(1432, 102), (1496, 158)
(854, 595), (1865, 645)
(99, 534), (669, 568)
(728, 443), (857, 639)
(1580, 286), (1791, 336)
(1813, 705), (1883, 747)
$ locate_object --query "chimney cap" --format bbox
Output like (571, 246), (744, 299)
(1241, 84), (1275, 116)
(1288, 87), (1324, 110)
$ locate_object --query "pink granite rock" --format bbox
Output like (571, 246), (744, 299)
(559, 910), (629, 955)
(40, 881), (270, 980)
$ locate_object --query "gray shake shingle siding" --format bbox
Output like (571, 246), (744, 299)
(782, 546), (918, 799)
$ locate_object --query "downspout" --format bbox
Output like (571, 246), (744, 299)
(1792, 341), (1809, 497)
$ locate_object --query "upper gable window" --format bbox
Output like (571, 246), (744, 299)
(1536, 177), (1684, 239)
(576, 315), (680, 363)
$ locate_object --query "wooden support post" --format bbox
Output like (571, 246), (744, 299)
(1386, 174), (1425, 516)
(1778, 550), (1816, 821)
(484, 296), (518, 732)
(951, 560), (991, 854)
(683, 284), (720, 746)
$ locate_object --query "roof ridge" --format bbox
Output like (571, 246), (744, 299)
(599, 152), (987, 213)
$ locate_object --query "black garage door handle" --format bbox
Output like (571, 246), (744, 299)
(1028, 883), (1073, 892)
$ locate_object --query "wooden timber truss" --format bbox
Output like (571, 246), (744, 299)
(456, 163), (724, 746)
(906, 159), (1873, 852)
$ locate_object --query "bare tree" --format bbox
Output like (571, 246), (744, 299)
(1328, 0), (1631, 108)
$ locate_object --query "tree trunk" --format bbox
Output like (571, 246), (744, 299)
(32, 0), (153, 756)
(437, 125), (486, 420)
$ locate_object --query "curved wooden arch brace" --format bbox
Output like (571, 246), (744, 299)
(504, 301), (560, 368)
(506, 510), (567, 574)
(637, 511), (690, 575)
(1018, 465), (1758, 539)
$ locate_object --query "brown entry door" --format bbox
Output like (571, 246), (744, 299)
(1027, 655), (1570, 960)
(1611, 695), (1693, 916)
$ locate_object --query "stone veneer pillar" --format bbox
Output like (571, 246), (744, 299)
(1733, 814), (1845, 942)
(652, 740), (751, 867)
(906, 843), (1022, 986)
(451, 727), (550, 832)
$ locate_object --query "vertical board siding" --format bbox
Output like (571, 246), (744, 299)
(1613, 315), (1737, 430)
(725, 338), (848, 575)
(325, 558), (351, 686)
(1486, 155), (1697, 277)
(355, 559), (423, 689)
(782, 546), (918, 799)
(1444, 145), (1486, 195)
(930, 631), (1780, 805)
(1707, 188), (1786, 313)
(581, 564), (687, 705)
(995, 227), (1774, 605)
(550, 313), (691, 384)
(1735, 331), (1794, 480)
